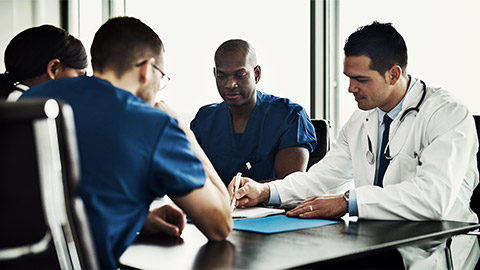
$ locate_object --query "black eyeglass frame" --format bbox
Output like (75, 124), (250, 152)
(135, 60), (171, 90)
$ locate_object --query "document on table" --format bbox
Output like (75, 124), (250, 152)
(232, 206), (285, 219)
(233, 214), (339, 234)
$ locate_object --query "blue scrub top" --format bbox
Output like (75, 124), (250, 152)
(191, 90), (316, 185)
(21, 76), (206, 269)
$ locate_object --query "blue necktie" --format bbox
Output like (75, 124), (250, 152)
(376, 114), (392, 187)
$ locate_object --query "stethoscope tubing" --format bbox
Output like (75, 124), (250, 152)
(366, 80), (427, 164)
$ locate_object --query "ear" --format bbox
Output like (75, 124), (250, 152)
(387, 65), (402, 85)
(138, 58), (155, 84)
(254, 65), (261, 84)
(46, 59), (61, 80)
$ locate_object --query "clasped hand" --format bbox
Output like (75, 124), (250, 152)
(141, 204), (186, 237)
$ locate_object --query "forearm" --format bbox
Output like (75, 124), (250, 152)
(181, 125), (228, 198)
(173, 180), (232, 241)
(274, 147), (309, 178)
(275, 130), (355, 207)
(154, 101), (226, 197)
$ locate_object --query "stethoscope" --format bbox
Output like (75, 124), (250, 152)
(366, 80), (427, 165)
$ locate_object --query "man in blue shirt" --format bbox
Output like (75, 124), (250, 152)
(22, 17), (232, 269)
(191, 39), (316, 185)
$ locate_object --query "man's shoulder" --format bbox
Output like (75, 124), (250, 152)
(22, 76), (108, 99)
(198, 101), (225, 111)
(257, 90), (305, 113)
(422, 86), (469, 117)
(194, 101), (227, 118)
(122, 100), (175, 130)
(22, 76), (77, 97)
(427, 86), (463, 105)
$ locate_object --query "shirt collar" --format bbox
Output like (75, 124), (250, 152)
(376, 76), (418, 125)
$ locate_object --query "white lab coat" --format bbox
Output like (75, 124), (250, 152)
(273, 79), (480, 269)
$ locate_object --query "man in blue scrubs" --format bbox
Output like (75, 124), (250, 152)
(21, 17), (232, 269)
(191, 39), (317, 185)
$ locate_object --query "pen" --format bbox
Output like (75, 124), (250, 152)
(230, 172), (242, 212)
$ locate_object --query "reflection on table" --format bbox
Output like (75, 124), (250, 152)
(120, 218), (480, 269)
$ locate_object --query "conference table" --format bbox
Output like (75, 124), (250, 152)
(119, 215), (480, 269)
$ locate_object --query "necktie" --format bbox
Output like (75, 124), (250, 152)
(376, 114), (393, 187)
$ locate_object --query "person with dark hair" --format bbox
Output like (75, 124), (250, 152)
(229, 22), (479, 269)
(191, 39), (316, 186)
(0, 24), (88, 101)
(21, 17), (232, 269)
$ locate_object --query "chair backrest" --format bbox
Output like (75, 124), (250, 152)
(55, 100), (99, 270)
(307, 119), (331, 169)
(471, 115), (480, 215)
(0, 99), (99, 269)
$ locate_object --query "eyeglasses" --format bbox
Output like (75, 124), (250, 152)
(135, 60), (171, 90)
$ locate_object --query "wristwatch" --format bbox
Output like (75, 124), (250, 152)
(343, 190), (350, 209)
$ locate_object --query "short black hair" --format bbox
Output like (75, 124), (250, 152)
(214, 39), (257, 67)
(91, 16), (164, 78)
(344, 21), (408, 76)
(0, 24), (87, 97)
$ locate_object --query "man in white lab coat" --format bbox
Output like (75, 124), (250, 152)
(229, 21), (479, 269)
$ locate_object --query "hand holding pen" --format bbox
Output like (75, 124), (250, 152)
(229, 162), (251, 212)
(230, 172), (242, 212)
(228, 162), (271, 208)
(228, 175), (271, 209)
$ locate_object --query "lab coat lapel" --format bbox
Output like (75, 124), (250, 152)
(363, 110), (378, 184)
(388, 81), (424, 155)
(402, 80), (424, 112)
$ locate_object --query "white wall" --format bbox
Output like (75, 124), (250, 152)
(126, 0), (311, 123)
(1, 1), (310, 125)
(0, 0), (61, 71)
(4, 0), (479, 130)
(337, 0), (480, 129)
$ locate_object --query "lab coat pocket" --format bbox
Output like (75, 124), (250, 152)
(387, 152), (417, 185)
(398, 152), (418, 183)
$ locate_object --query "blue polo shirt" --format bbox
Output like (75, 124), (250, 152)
(21, 76), (206, 269)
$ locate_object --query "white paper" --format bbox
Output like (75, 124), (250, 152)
(232, 206), (285, 219)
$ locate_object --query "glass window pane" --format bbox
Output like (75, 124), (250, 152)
(0, 0), (61, 71)
(126, 0), (310, 123)
(337, 0), (480, 128)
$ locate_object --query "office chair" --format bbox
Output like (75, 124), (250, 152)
(469, 115), (480, 270)
(307, 119), (331, 169)
(444, 115), (480, 270)
(470, 115), (480, 216)
(0, 99), (99, 269)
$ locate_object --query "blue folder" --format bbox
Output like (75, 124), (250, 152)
(233, 214), (339, 234)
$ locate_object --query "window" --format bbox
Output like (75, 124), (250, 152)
(336, 0), (480, 133)
(125, 0), (311, 123)
(1, 1), (311, 125)
(0, 0), (61, 71)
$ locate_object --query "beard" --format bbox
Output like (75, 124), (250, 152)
(136, 82), (158, 105)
